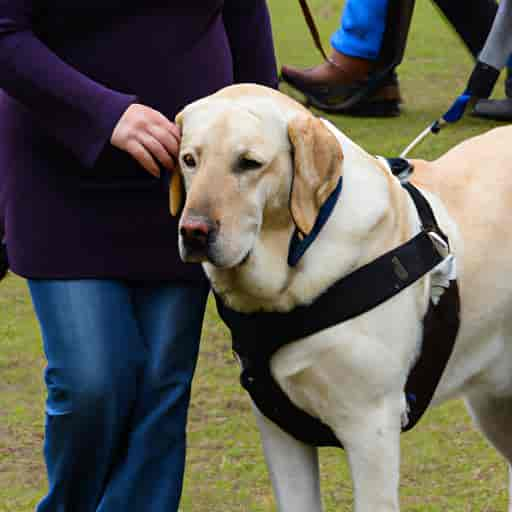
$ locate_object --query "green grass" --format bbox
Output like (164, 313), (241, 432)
(1, 0), (510, 510)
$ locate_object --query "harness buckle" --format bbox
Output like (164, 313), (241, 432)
(381, 156), (414, 184)
(427, 231), (450, 259)
(427, 230), (456, 278)
(427, 231), (457, 304)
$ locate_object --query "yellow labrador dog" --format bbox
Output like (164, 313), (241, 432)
(172, 84), (512, 512)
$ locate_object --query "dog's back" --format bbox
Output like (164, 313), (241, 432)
(412, 125), (512, 400)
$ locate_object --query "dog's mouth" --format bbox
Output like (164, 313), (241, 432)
(207, 247), (252, 269)
(179, 233), (211, 264)
(180, 234), (252, 269)
(239, 249), (251, 266)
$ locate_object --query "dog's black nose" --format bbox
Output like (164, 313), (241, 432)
(180, 217), (212, 252)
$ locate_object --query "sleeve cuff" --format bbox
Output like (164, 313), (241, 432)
(78, 90), (139, 169)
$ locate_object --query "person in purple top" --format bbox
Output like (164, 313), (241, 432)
(0, 2), (277, 511)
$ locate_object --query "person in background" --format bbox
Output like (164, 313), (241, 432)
(281, 0), (512, 119)
(0, 1), (277, 511)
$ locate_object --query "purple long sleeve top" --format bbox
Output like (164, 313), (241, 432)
(0, 1), (278, 282)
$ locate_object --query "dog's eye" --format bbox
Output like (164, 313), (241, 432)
(182, 154), (196, 168)
(239, 157), (262, 171)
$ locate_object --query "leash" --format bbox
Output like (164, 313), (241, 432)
(297, 0), (329, 62)
(401, 0), (512, 157)
(400, 61), (500, 158)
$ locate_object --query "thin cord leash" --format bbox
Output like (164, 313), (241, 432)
(399, 64), (498, 158)
(297, 0), (349, 70)
(297, 0), (329, 62)
(399, 119), (447, 158)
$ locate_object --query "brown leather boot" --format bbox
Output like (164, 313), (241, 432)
(280, 50), (402, 117)
(282, 51), (372, 86)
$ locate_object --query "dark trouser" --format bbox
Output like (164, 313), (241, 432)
(380, 0), (499, 68)
(29, 279), (209, 512)
(433, 0), (497, 58)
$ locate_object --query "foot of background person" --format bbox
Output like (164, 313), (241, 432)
(472, 71), (512, 121)
(472, 98), (512, 121)
(282, 50), (372, 86)
(280, 49), (402, 117)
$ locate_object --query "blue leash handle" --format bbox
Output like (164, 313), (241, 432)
(441, 93), (472, 123)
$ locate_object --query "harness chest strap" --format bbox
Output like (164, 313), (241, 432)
(215, 165), (460, 448)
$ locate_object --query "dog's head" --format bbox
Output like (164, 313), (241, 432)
(173, 84), (343, 270)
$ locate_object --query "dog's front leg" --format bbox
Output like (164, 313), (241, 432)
(334, 401), (402, 512)
(252, 404), (323, 512)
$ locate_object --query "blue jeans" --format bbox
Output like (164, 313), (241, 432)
(28, 279), (209, 512)
(331, 0), (389, 60)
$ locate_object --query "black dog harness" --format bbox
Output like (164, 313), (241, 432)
(215, 159), (460, 447)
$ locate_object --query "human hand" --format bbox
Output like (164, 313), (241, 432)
(111, 104), (180, 177)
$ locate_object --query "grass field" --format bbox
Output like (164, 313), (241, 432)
(0, 0), (510, 510)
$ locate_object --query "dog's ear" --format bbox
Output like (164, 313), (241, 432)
(288, 116), (343, 236)
(169, 170), (184, 217)
(170, 111), (185, 217)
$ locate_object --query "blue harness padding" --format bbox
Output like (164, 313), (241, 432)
(215, 159), (461, 447)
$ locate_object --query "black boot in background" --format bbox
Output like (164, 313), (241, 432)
(472, 67), (512, 121)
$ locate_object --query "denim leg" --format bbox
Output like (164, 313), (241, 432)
(331, 0), (389, 60)
(29, 280), (145, 512)
(97, 281), (209, 512)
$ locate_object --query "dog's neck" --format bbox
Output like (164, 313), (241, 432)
(205, 124), (420, 313)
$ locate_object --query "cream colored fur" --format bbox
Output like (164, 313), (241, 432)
(175, 84), (512, 512)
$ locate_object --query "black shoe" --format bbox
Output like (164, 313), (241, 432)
(279, 69), (402, 117)
(472, 68), (512, 121)
(472, 97), (512, 121)
(0, 242), (8, 282)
